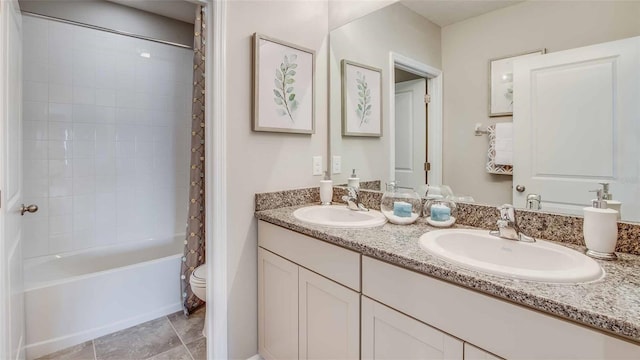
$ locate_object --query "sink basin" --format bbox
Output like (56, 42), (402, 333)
(419, 229), (603, 283)
(293, 205), (387, 228)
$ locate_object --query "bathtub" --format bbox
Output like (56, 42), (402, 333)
(23, 237), (184, 360)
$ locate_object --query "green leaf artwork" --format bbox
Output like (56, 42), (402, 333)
(355, 71), (372, 126)
(273, 54), (299, 122)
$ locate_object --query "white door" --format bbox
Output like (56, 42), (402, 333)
(0, 1), (24, 359)
(395, 79), (427, 190)
(361, 296), (463, 360)
(513, 36), (640, 221)
(298, 267), (359, 360)
(0, 1), (25, 359)
(258, 248), (298, 360)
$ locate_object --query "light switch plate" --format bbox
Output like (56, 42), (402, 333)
(312, 156), (323, 176)
(332, 155), (341, 174)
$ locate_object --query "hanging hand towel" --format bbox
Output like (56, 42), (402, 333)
(494, 122), (513, 166)
(486, 124), (513, 175)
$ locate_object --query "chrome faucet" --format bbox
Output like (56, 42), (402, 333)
(342, 187), (369, 211)
(490, 204), (535, 243)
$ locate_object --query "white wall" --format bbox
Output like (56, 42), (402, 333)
(225, 1), (329, 358)
(328, 0), (397, 30)
(19, 0), (194, 47)
(442, 0), (640, 205)
(329, 2), (441, 185)
(22, 16), (192, 258)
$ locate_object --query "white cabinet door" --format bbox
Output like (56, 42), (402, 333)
(513, 36), (640, 220)
(299, 268), (359, 360)
(464, 343), (502, 360)
(362, 296), (463, 360)
(258, 248), (299, 360)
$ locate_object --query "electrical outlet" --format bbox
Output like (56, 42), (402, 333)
(332, 156), (341, 174)
(312, 156), (323, 176)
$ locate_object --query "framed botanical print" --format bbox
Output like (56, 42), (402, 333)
(489, 49), (545, 117)
(253, 33), (315, 134)
(341, 59), (382, 137)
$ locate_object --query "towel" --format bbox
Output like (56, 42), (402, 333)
(493, 122), (513, 166)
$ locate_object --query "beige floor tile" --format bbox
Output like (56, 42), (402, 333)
(94, 317), (181, 360)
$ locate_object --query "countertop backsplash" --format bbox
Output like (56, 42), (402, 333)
(255, 185), (640, 255)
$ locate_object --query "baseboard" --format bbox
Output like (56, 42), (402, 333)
(25, 303), (182, 360)
(246, 355), (262, 360)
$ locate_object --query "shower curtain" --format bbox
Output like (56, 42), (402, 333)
(181, 5), (207, 315)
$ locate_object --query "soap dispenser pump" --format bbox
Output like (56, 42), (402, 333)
(583, 188), (618, 260)
(348, 169), (360, 190)
(599, 182), (622, 219)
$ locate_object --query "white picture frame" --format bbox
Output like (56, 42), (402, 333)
(253, 33), (315, 134)
(489, 49), (545, 117)
(341, 59), (382, 137)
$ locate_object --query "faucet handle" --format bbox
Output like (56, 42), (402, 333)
(497, 204), (516, 222)
(346, 186), (358, 198)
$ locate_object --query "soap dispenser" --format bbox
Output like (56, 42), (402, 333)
(599, 182), (622, 220)
(583, 189), (618, 260)
(320, 171), (332, 205)
(348, 169), (360, 190)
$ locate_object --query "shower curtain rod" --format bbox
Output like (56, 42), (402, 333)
(21, 11), (193, 50)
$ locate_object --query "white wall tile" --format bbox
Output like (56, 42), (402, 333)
(49, 196), (73, 216)
(24, 61), (48, 83)
(95, 106), (116, 123)
(49, 84), (73, 104)
(49, 159), (73, 179)
(73, 141), (95, 158)
(24, 101), (49, 122)
(49, 233), (73, 254)
(49, 177), (73, 197)
(73, 176), (96, 195)
(48, 140), (73, 159)
(49, 103), (73, 122)
(95, 175), (117, 193)
(73, 158), (95, 178)
(95, 141), (116, 159)
(49, 215), (72, 235)
(24, 82), (48, 102)
(72, 104), (95, 123)
(24, 140), (49, 160)
(24, 121), (49, 140)
(49, 122), (73, 140)
(96, 89), (116, 107)
(73, 86), (96, 105)
(24, 177), (49, 198)
(73, 123), (96, 141)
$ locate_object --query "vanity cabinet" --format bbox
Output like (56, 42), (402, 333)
(258, 221), (360, 360)
(362, 296), (464, 359)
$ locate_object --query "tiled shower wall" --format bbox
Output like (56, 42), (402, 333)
(22, 16), (193, 258)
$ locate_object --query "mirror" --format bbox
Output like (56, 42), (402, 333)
(329, 1), (640, 221)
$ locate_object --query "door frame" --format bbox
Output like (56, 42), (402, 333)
(388, 52), (443, 187)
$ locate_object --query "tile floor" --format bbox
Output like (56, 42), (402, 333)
(37, 307), (206, 360)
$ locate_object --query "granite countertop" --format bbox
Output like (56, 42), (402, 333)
(255, 204), (640, 343)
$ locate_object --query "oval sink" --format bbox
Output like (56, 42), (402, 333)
(419, 229), (603, 283)
(293, 205), (387, 228)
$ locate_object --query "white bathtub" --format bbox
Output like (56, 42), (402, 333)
(23, 237), (184, 360)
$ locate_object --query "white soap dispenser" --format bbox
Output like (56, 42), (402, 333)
(320, 171), (333, 205)
(348, 169), (360, 190)
(583, 188), (618, 260)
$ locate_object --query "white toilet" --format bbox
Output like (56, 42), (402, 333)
(190, 264), (207, 337)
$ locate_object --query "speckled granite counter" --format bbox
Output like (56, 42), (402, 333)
(255, 204), (640, 344)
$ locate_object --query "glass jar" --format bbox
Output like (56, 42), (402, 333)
(380, 182), (422, 225)
(424, 198), (457, 227)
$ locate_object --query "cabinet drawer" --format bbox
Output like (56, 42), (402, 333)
(362, 256), (640, 359)
(258, 221), (360, 291)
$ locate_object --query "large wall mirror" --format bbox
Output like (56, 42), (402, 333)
(328, 1), (640, 222)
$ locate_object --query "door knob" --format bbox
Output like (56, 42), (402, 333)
(20, 204), (38, 216)
(515, 185), (526, 193)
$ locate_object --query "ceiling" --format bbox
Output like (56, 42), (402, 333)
(105, 0), (524, 28)
(106, 0), (196, 24)
(400, 0), (524, 27)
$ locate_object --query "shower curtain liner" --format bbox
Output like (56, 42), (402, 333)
(181, 5), (206, 315)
